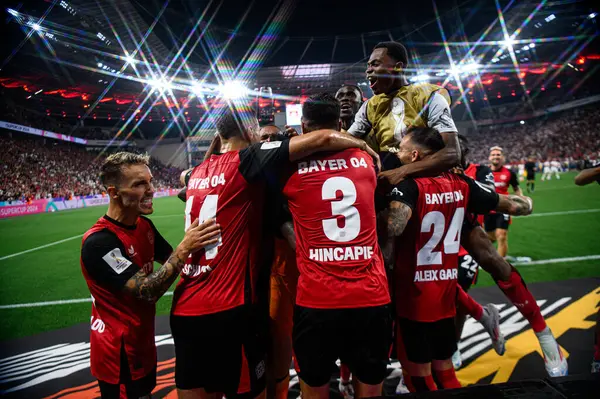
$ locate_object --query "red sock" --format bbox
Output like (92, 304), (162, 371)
(410, 375), (437, 392)
(457, 285), (483, 320)
(340, 363), (351, 382)
(434, 368), (461, 389)
(496, 265), (547, 333)
(403, 369), (415, 392)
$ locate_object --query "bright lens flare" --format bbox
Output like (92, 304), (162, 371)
(219, 81), (248, 99)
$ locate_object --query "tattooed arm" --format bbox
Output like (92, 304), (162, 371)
(123, 218), (221, 303)
(496, 194), (533, 216)
(381, 201), (413, 269)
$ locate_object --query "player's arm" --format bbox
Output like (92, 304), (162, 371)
(382, 179), (418, 268)
(280, 222), (296, 251)
(379, 92), (460, 184)
(509, 170), (523, 195)
(574, 166), (600, 186)
(177, 169), (193, 202)
(239, 133), (380, 183)
(346, 101), (371, 138)
(288, 130), (380, 169)
(460, 175), (532, 216)
(121, 219), (220, 303)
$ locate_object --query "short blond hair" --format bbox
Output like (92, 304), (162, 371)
(490, 146), (504, 154)
(100, 152), (150, 188)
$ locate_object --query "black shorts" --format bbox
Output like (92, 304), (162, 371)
(396, 317), (457, 364)
(171, 306), (266, 396)
(484, 213), (511, 232)
(97, 346), (156, 399)
(458, 254), (479, 291)
(293, 304), (393, 387)
(526, 171), (535, 181)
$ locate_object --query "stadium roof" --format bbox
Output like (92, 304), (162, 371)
(0, 0), (598, 136)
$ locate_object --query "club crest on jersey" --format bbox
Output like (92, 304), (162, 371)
(127, 245), (137, 257)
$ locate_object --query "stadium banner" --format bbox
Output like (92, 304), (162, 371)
(0, 190), (179, 219)
(0, 121), (88, 145)
(85, 139), (133, 147)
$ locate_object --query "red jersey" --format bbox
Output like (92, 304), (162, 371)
(80, 215), (172, 383)
(458, 163), (495, 257)
(282, 148), (390, 309)
(388, 172), (498, 322)
(172, 140), (291, 316)
(491, 166), (518, 195)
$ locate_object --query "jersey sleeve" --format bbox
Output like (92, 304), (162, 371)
(426, 91), (457, 133)
(509, 170), (519, 188)
(142, 217), (173, 263)
(347, 101), (372, 138)
(388, 179), (419, 210)
(458, 174), (500, 214)
(81, 230), (139, 290)
(475, 165), (496, 190)
(238, 139), (291, 183)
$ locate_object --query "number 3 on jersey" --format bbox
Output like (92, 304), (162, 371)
(321, 176), (360, 243)
(417, 208), (464, 266)
(185, 195), (222, 259)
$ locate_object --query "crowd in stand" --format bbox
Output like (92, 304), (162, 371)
(468, 106), (600, 164)
(0, 135), (182, 203)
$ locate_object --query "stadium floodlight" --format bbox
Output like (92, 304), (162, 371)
(501, 37), (515, 49)
(31, 23), (41, 31)
(124, 55), (136, 66)
(97, 62), (103, 68)
(529, 42), (535, 48)
(410, 74), (431, 82)
(589, 13), (597, 19)
(219, 80), (248, 99)
(522, 45), (530, 51)
(520, 120), (525, 125)
(7, 8), (19, 16)
(458, 63), (480, 73)
(545, 14), (556, 23)
(147, 77), (173, 93)
(191, 81), (205, 96)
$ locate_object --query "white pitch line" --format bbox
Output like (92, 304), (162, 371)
(520, 208), (600, 218)
(1, 254), (599, 310)
(0, 291), (174, 310)
(0, 234), (84, 262)
(513, 254), (600, 266)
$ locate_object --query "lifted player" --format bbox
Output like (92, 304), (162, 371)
(348, 41), (461, 184)
(486, 146), (522, 258)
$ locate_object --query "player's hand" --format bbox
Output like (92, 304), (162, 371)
(378, 165), (407, 185)
(364, 145), (382, 172)
(180, 218), (221, 255)
(284, 125), (300, 137)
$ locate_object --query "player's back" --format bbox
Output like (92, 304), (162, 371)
(395, 172), (471, 322)
(172, 151), (264, 316)
(282, 148), (389, 309)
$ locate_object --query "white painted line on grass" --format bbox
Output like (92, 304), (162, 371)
(513, 254), (600, 266)
(521, 208), (600, 218)
(0, 234), (84, 262)
(0, 291), (174, 310)
(2, 254), (599, 309)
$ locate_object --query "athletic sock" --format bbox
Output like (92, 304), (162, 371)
(274, 374), (290, 399)
(495, 265), (547, 333)
(410, 375), (437, 392)
(457, 285), (483, 320)
(403, 369), (415, 392)
(531, 182), (535, 192)
(340, 363), (351, 383)
(434, 368), (462, 389)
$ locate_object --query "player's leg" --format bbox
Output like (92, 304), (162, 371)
(338, 363), (354, 399)
(431, 318), (461, 390)
(461, 225), (568, 376)
(456, 284), (505, 355)
(342, 305), (393, 398)
(293, 306), (338, 399)
(396, 318), (438, 392)
(495, 227), (509, 257)
(483, 214), (498, 243)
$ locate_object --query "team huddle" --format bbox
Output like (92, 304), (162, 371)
(80, 42), (568, 399)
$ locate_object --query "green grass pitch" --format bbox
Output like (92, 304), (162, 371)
(0, 171), (598, 341)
